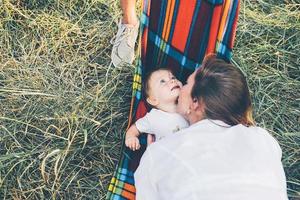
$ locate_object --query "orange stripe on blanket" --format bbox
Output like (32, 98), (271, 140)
(162, 0), (172, 40)
(165, 0), (176, 41)
(121, 183), (136, 200)
(124, 183), (136, 193)
(121, 190), (135, 200)
(171, 0), (197, 52)
(217, 0), (231, 41)
(147, 0), (151, 15)
(162, 0), (175, 41)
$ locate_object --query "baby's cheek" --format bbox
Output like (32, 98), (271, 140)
(177, 105), (185, 116)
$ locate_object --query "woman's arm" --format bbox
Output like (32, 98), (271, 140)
(134, 149), (159, 200)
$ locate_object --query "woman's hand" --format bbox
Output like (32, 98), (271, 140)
(125, 136), (141, 151)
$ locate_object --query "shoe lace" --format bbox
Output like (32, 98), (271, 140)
(110, 26), (135, 48)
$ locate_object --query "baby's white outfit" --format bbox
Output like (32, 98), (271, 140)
(135, 108), (189, 140)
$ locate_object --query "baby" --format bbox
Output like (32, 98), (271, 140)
(125, 68), (189, 151)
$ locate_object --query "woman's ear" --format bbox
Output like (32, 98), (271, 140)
(191, 98), (205, 120)
(191, 98), (199, 110)
(192, 98), (204, 113)
(147, 97), (159, 107)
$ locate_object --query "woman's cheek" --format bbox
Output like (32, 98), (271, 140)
(177, 98), (186, 116)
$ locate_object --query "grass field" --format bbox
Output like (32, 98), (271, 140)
(0, 0), (299, 199)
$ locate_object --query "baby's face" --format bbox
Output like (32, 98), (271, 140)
(148, 70), (182, 105)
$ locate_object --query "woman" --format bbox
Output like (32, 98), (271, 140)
(107, 1), (240, 199)
(134, 56), (288, 200)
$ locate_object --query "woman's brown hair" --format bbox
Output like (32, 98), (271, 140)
(191, 55), (254, 126)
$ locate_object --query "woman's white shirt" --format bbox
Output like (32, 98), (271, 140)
(134, 119), (288, 200)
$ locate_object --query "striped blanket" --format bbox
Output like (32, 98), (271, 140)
(107, 0), (239, 199)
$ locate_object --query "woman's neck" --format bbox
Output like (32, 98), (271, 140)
(188, 111), (205, 125)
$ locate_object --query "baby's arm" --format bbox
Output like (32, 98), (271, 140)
(125, 124), (141, 151)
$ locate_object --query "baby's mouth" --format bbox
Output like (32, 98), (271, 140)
(171, 86), (180, 91)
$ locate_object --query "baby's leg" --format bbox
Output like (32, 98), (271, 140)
(120, 0), (138, 25)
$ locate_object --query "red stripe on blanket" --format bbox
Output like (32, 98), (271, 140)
(135, 101), (148, 121)
(171, 0), (197, 52)
(141, 27), (149, 62)
(206, 4), (223, 55)
(228, 0), (239, 49)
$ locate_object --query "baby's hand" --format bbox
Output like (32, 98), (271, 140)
(125, 136), (141, 151)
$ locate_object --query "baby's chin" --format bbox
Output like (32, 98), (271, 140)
(173, 91), (181, 97)
(172, 94), (180, 103)
(175, 96), (179, 105)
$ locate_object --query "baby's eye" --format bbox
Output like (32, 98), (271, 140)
(160, 79), (166, 84)
(171, 76), (176, 80)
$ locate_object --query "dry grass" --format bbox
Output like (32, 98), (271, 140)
(0, 0), (299, 199)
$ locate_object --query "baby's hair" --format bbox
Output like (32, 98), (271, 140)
(142, 68), (172, 108)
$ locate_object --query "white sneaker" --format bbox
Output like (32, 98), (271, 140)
(111, 20), (139, 67)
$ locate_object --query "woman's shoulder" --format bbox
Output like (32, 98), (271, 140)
(235, 125), (276, 141)
(242, 125), (282, 154)
(245, 125), (274, 138)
